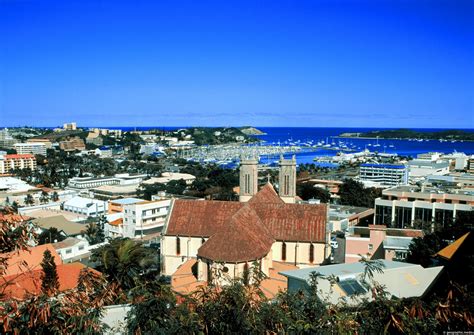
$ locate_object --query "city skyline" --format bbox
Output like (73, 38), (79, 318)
(1, 0), (473, 128)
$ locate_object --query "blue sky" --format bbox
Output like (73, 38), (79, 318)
(0, 0), (473, 128)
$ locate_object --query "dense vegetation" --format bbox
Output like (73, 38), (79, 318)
(342, 128), (474, 141)
(338, 178), (382, 208)
(1, 208), (473, 334)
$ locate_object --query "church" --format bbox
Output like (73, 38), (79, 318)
(160, 156), (330, 294)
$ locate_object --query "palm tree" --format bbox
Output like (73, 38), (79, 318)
(39, 191), (50, 204)
(51, 191), (59, 202)
(90, 238), (158, 290)
(24, 194), (35, 206)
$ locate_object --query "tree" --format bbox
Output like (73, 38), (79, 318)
(24, 193), (35, 206)
(296, 183), (331, 202)
(85, 222), (103, 245)
(38, 227), (65, 245)
(39, 190), (50, 204)
(51, 191), (59, 202)
(338, 179), (382, 208)
(405, 233), (448, 267)
(90, 238), (159, 291)
(165, 179), (187, 195)
(96, 215), (107, 243)
(40, 249), (60, 295)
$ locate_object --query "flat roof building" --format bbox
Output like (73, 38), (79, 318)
(359, 163), (408, 187)
(14, 142), (47, 156)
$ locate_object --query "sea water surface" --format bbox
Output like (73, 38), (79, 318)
(107, 126), (474, 166)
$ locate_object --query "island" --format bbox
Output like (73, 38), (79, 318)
(339, 129), (474, 141)
(239, 126), (267, 136)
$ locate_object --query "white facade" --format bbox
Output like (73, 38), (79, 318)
(53, 238), (90, 263)
(14, 143), (47, 156)
(122, 199), (171, 238)
(407, 159), (449, 179)
(68, 174), (145, 190)
(63, 196), (108, 217)
(359, 164), (408, 186)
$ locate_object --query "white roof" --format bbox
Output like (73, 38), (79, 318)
(0, 177), (36, 193)
(64, 196), (105, 208)
(280, 260), (443, 305)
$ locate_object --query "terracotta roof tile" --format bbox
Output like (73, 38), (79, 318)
(0, 262), (98, 300)
(0, 244), (61, 277)
(248, 183), (284, 205)
(198, 206), (274, 262)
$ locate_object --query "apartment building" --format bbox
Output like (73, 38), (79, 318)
(359, 163), (408, 187)
(120, 199), (171, 238)
(0, 154), (37, 174)
(14, 142), (47, 156)
(374, 185), (473, 228)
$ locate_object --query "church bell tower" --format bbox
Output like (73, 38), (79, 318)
(239, 157), (258, 202)
(278, 155), (296, 203)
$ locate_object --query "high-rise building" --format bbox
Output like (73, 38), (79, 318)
(14, 143), (47, 156)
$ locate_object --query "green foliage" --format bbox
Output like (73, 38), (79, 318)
(90, 238), (159, 292)
(40, 250), (59, 295)
(296, 183), (331, 202)
(38, 227), (65, 245)
(338, 178), (382, 208)
(406, 233), (448, 267)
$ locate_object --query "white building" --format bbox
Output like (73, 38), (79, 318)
(14, 143), (47, 156)
(407, 159), (449, 179)
(114, 199), (172, 238)
(0, 154), (37, 174)
(359, 163), (408, 187)
(63, 196), (108, 217)
(374, 185), (473, 228)
(52, 237), (90, 263)
(67, 173), (146, 190)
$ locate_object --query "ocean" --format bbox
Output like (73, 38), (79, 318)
(102, 126), (474, 166)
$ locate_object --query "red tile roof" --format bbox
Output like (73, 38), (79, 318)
(1, 244), (61, 277)
(166, 200), (243, 237)
(5, 154), (35, 159)
(166, 184), (327, 263)
(248, 183), (284, 205)
(1, 262), (98, 300)
(198, 205), (274, 262)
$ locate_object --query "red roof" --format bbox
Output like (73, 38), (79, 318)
(1, 244), (61, 277)
(197, 205), (274, 262)
(248, 183), (284, 205)
(5, 154), (35, 159)
(0, 262), (97, 300)
(166, 184), (327, 263)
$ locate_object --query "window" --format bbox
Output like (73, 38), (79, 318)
(368, 244), (373, 251)
(222, 266), (229, 273)
(309, 244), (314, 263)
(445, 199), (452, 204)
(338, 279), (367, 296)
(78, 245), (84, 251)
(176, 237), (181, 255)
(375, 205), (392, 225)
(281, 242), (286, 261)
(65, 249), (72, 254)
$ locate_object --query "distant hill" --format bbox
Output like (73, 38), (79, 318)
(239, 127), (266, 136)
(340, 129), (474, 141)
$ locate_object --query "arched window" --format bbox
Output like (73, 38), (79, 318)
(309, 244), (314, 263)
(281, 242), (286, 261)
(243, 262), (249, 285)
(176, 237), (181, 255)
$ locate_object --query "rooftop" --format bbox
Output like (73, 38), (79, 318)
(280, 260), (444, 305)
(109, 197), (144, 205)
(361, 163), (406, 169)
(33, 215), (87, 235)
